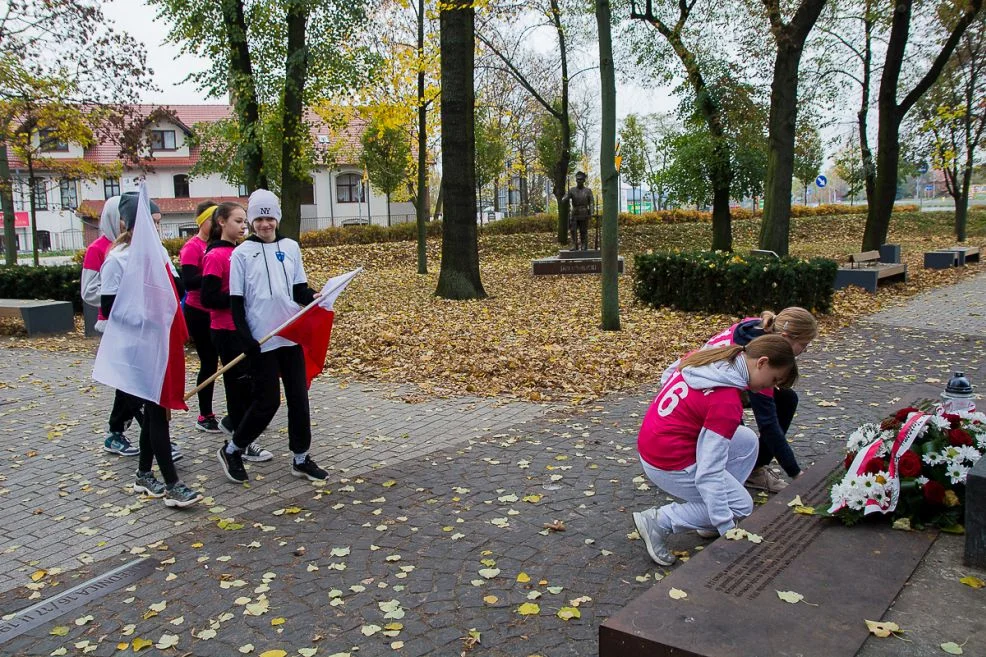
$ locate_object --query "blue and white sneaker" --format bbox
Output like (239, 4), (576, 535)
(104, 432), (139, 457)
(133, 471), (166, 498)
(170, 442), (183, 463)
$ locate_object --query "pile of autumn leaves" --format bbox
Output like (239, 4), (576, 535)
(3, 211), (983, 404)
(307, 211), (984, 403)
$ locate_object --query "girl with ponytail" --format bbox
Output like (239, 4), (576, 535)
(633, 335), (796, 566)
(663, 306), (817, 492)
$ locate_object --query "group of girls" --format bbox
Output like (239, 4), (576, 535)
(632, 307), (818, 565)
(84, 188), (327, 509)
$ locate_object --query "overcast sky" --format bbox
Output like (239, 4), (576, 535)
(103, 0), (676, 121)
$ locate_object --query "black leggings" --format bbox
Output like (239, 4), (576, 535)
(213, 329), (251, 430)
(108, 389), (143, 433)
(755, 387), (798, 469)
(184, 304), (218, 417)
(138, 402), (178, 485)
(233, 345), (310, 454)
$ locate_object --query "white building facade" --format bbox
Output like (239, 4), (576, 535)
(4, 105), (414, 253)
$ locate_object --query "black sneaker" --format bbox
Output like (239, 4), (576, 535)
(219, 416), (234, 437)
(217, 441), (248, 483)
(291, 455), (328, 481)
(196, 415), (221, 433)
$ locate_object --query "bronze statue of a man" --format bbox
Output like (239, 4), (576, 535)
(561, 171), (594, 250)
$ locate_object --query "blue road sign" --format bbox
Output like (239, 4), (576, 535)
(815, 175), (828, 188)
(918, 162), (929, 175)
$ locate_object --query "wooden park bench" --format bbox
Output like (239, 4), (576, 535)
(0, 299), (74, 336)
(924, 245), (980, 270)
(833, 250), (908, 293)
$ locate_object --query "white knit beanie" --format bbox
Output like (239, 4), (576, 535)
(247, 189), (282, 222)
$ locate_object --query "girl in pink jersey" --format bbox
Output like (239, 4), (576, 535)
(180, 201), (221, 433)
(200, 202), (273, 463)
(661, 307), (817, 492)
(633, 334), (796, 565)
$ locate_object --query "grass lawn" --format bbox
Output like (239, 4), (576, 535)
(3, 209), (984, 404)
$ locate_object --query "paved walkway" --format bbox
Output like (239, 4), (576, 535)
(0, 274), (984, 656)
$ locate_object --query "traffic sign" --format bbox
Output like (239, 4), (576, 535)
(925, 184), (934, 192)
(815, 175), (828, 188)
(918, 162), (929, 175)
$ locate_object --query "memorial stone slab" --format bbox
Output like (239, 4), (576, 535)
(966, 456), (986, 568)
(600, 450), (937, 657)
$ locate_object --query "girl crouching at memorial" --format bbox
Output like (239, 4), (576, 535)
(217, 189), (327, 484)
(99, 192), (202, 508)
(633, 335), (796, 565)
(663, 306), (817, 493)
(200, 202), (273, 462)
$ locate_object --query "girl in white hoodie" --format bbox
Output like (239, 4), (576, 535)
(633, 334), (796, 565)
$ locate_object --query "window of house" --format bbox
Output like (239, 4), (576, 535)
(336, 173), (364, 203)
(151, 129), (177, 151)
(60, 179), (78, 210)
(238, 183), (248, 197)
(300, 179), (315, 205)
(104, 177), (121, 199)
(173, 174), (190, 198)
(39, 129), (69, 152)
(31, 178), (48, 210)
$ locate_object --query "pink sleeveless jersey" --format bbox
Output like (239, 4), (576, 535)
(637, 369), (743, 471)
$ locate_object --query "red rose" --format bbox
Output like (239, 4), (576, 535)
(864, 458), (887, 474)
(844, 452), (857, 470)
(948, 428), (974, 446)
(898, 450), (922, 478)
(880, 417), (902, 432)
(923, 480), (946, 505)
(894, 407), (919, 422)
(943, 414), (962, 430)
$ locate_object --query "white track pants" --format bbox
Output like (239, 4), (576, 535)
(639, 425), (759, 534)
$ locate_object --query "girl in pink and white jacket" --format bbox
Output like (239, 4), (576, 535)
(632, 335), (796, 565)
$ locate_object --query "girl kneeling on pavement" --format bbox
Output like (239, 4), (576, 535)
(218, 189), (327, 483)
(200, 201), (273, 462)
(100, 192), (202, 508)
(634, 334), (796, 565)
(663, 306), (817, 493)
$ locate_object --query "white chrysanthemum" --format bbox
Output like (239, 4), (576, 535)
(871, 488), (889, 507)
(956, 446), (981, 465)
(956, 410), (986, 423)
(860, 474), (879, 490)
(946, 464), (969, 485)
(923, 451), (944, 466)
(928, 415), (951, 431)
(846, 424), (881, 452)
(845, 475), (862, 490)
(916, 476), (929, 486)
(847, 495), (866, 511)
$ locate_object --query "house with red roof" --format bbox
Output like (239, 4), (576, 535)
(5, 105), (413, 252)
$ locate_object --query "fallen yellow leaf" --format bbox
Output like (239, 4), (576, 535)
(131, 637), (153, 652)
(259, 651), (288, 657)
(30, 569), (46, 582)
(516, 572), (531, 583)
(864, 619), (901, 638)
(516, 602), (540, 615)
(557, 606), (581, 620)
(668, 588), (687, 600)
(959, 576), (984, 589)
(271, 617), (286, 626)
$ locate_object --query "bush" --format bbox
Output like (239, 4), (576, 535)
(300, 220), (444, 248)
(634, 250), (837, 315)
(0, 265), (83, 311)
(481, 214), (557, 235)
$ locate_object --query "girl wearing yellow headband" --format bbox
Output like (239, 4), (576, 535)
(180, 200), (222, 433)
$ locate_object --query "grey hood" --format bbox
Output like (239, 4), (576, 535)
(680, 355), (749, 391)
(99, 196), (122, 241)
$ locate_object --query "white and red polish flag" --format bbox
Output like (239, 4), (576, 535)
(278, 267), (361, 388)
(93, 183), (189, 410)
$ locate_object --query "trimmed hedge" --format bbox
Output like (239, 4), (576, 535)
(634, 251), (838, 315)
(0, 265), (83, 311)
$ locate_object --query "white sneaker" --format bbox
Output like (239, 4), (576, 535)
(242, 442), (274, 462)
(632, 509), (677, 566)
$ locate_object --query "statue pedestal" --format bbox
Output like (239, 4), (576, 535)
(531, 250), (624, 276)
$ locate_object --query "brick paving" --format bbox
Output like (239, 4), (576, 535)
(0, 273), (984, 657)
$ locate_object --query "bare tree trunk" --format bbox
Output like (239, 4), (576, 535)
(220, 0), (267, 193)
(436, 0), (485, 300)
(858, 9), (876, 205)
(863, 0), (981, 250)
(416, 0), (428, 274)
(597, 0), (619, 331)
(0, 142), (17, 265)
(758, 0), (826, 257)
